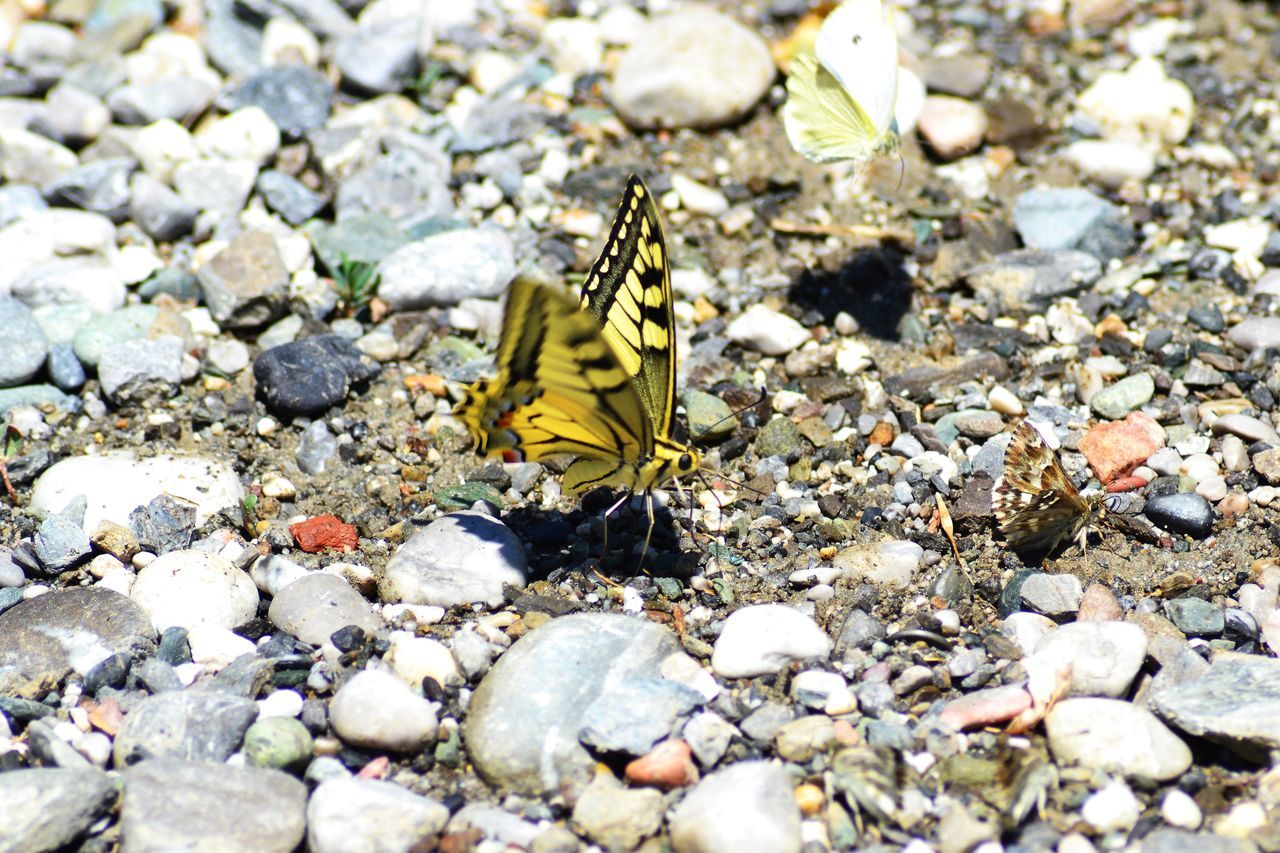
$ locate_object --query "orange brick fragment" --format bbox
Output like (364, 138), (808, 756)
(290, 515), (358, 553)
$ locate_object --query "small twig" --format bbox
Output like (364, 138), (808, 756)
(770, 218), (915, 245)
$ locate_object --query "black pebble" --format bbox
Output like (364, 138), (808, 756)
(253, 335), (381, 418)
(1144, 493), (1214, 538)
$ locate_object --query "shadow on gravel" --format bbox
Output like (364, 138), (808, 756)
(789, 248), (913, 340)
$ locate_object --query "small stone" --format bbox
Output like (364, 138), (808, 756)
(1163, 598), (1225, 637)
(332, 19), (418, 94)
(571, 772), (665, 850)
(1090, 373), (1156, 420)
(268, 573), (380, 646)
(1075, 56), (1193, 146)
(329, 670), (438, 753)
(1030, 621), (1147, 698)
(0, 768), (116, 852)
(379, 512), (527, 609)
(244, 717), (314, 771)
(197, 230), (290, 329)
(1227, 317), (1280, 352)
(1078, 583), (1123, 621)
(726, 304), (810, 355)
(1062, 139), (1155, 189)
(1253, 447), (1280, 485)
(918, 96), (988, 161)
(833, 540), (924, 590)
(114, 691), (258, 766)
(307, 779), (449, 853)
(256, 170), (326, 225)
(1082, 779), (1141, 834)
(130, 549), (259, 632)
(754, 416), (802, 459)
(667, 762), (801, 853)
(611, 10), (774, 130)
(1020, 573), (1084, 616)
(1078, 411), (1165, 484)
(98, 336), (184, 404)
(624, 739), (699, 789)
(682, 712), (737, 769)
(774, 715), (836, 763)
(710, 604), (831, 679)
(1145, 493), (1214, 538)
(1161, 789), (1203, 830)
(967, 249), (1101, 312)
(1046, 697), (1191, 782)
(988, 386), (1023, 416)
(1212, 414), (1280, 446)
(253, 335), (379, 418)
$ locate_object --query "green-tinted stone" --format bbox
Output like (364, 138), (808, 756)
(682, 390), (737, 442)
(1089, 373), (1154, 420)
(71, 305), (160, 367)
(405, 218), (466, 241)
(0, 385), (77, 416)
(789, 457), (812, 483)
(32, 303), (95, 345)
(755, 415), (802, 458)
(436, 482), (503, 512)
(305, 213), (410, 273)
(243, 717), (313, 772)
(653, 577), (683, 598)
(817, 518), (856, 544)
(435, 728), (463, 767)
(138, 268), (202, 302)
(1163, 423), (1196, 447)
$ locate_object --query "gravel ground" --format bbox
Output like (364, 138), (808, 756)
(2, 0), (1280, 851)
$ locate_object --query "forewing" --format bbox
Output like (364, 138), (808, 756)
(456, 279), (651, 469)
(815, 0), (900, 137)
(783, 52), (880, 164)
(579, 175), (673, 445)
(993, 420), (1090, 552)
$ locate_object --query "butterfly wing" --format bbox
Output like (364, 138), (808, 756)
(816, 0), (900, 138)
(993, 421), (1092, 551)
(578, 175), (674, 443)
(455, 278), (653, 491)
(783, 52), (883, 164)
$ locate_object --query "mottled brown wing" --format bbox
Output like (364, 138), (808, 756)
(993, 420), (1090, 551)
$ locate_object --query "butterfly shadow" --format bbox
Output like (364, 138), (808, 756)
(788, 248), (913, 341)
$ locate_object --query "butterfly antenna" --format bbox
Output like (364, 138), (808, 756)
(694, 387), (768, 442)
(894, 148), (905, 193)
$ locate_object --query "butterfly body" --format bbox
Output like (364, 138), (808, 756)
(993, 420), (1112, 554)
(783, 0), (901, 165)
(455, 176), (699, 550)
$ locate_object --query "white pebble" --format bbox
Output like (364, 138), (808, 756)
(1082, 779), (1140, 834)
(671, 173), (729, 216)
(258, 689), (305, 718)
(1222, 435), (1249, 473)
(711, 604), (831, 679)
(1179, 453), (1219, 482)
(1195, 477), (1227, 502)
(1250, 486), (1278, 507)
(1161, 789), (1202, 830)
(988, 386), (1023, 416)
(726, 304), (810, 355)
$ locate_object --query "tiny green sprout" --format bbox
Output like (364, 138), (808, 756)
(332, 252), (381, 317)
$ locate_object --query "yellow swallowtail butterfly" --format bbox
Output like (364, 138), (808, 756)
(455, 175), (700, 556)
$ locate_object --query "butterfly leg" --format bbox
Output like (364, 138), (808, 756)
(638, 489), (656, 570)
(600, 491), (630, 558)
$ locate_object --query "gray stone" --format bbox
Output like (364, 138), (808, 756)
(376, 226), (512, 311)
(129, 172), (197, 241)
(1138, 829), (1257, 853)
(1150, 655), (1280, 759)
(257, 170), (326, 225)
(33, 511), (91, 573)
(1145, 493), (1214, 538)
(571, 773), (665, 851)
(1032, 621), (1147, 698)
(197, 230), (291, 329)
(97, 335), (184, 404)
(71, 304), (159, 368)
(113, 691), (258, 767)
(307, 778), (449, 853)
(0, 587), (156, 684)
(0, 184), (48, 228)
(0, 297), (49, 387)
(46, 342), (86, 391)
(121, 759), (306, 852)
(268, 573), (381, 646)
(329, 669), (438, 753)
(295, 420), (338, 475)
(379, 512), (527, 609)
(1045, 697), (1191, 782)
(108, 77), (216, 125)
(0, 768), (116, 851)
(333, 18), (419, 94)
(173, 158), (257, 216)
(1012, 188), (1133, 263)
(967, 248), (1102, 312)
(667, 761), (802, 853)
(224, 66), (334, 139)
(1020, 573), (1083, 616)
(740, 701), (796, 745)
(41, 157), (134, 220)
(611, 9), (774, 130)
(578, 676), (703, 755)
(1227, 317), (1280, 352)
(0, 384), (77, 416)
(683, 711), (737, 768)
(1164, 598), (1225, 637)
(466, 612), (681, 795)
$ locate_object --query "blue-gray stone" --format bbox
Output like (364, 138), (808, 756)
(130, 172), (197, 242)
(0, 586), (24, 614)
(257, 170), (326, 225)
(304, 213), (410, 273)
(0, 768), (116, 853)
(332, 18), (418, 94)
(107, 77), (214, 125)
(967, 248), (1102, 312)
(334, 146), (453, 225)
(47, 343), (86, 391)
(33, 303), (94, 346)
(0, 184), (47, 227)
(137, 267), (201, 302)
(223, 66), (333, 139)
(0, 549), (25, 587)
(1164, 598), (1225, 637)
(578, 677), (704, 755)
(113, 691), (259, 766)
(34, 514), (90, 573)
(129, 493), (196, 555)
(253, 335), (380, 418)
(1145, 493), (1214, 538)
(71, 304), (159, 367)
(0, 385), (76, 416)
(0, 297), (49, 387)
(83, 0), (164, 52)
(97, 336), (184, 404)
(203, 0), (262, 76)
(1150, 655), (1280, 759)
(1013, 188), (1133, 263)
(296, 419), (337, 475)
(42, 157), (134, 220)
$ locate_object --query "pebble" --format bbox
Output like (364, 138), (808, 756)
(1030, 621), (1147, 698)
(130, 549), (259, 632)
(130, 172), (198, 241)
(1078, 412), (1165, 484)
(1212, 413), (1280, 446)
(1081, 778), (1141, 834)
(243, 716), (314, 771)
(917, 96), (988, 161)
(1062, 139), (1155, 188)
(624, 739), (700, 789)
(967, 248), (1100, 312)
(466, 612), (681, 795)
(256, 170), (326, 225)
(329, 669), (439, 753)
(252, 335), (380, 418)
(0, 768), (117, 852)
(710, 604), (831, 679)
(1045, 697), (1191, 782)
(571, 773), (665, 850)
(385, 631), (462, 689)
(611, 9), (774, 130)
(197, 230), (291, 328)
(268, 573), (381, 646)
(667, 761), (801, 853)
(98, 336), (185, 404)
(114, 691), (258, 765)
(1161, 789), (1203, 830)
(682, 712), (737, 768)
(1075, 56), (1193, 146)
(1227, 317), (1280, 352)
(726, 304), (811, 355)
(120, 760), (307, 851)
(1013, 186), (1136, 261)
(1151, 656), (1280, 755)
(832, 540), (924, 590)
(333, 19), (418, 94)
(308, 778), (448, 853)
(379, 512), (527, 609)
(0, 587), (155, 685)
(377, 228), (515, 310)
(1090, 373), (1155, 419)
(1020, 573), (1083, 616)
(1145, 493), (1215, 538)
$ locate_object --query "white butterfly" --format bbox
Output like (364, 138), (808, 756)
(782, 0), (901, 165)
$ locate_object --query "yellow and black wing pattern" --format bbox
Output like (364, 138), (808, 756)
(455, 175), (699, 496)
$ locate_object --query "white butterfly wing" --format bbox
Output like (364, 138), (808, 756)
(783, 52), (879, 164)
(815, 0), (900, 137)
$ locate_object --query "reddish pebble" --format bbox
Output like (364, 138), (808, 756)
(832, 719), (860, 745)
(356, 756), (390, 779)
(869, 421), (895, 447)
(937, 684), (1032, 730)
(290, 514), (358, 552)
(87, 697), (123, 736)
(1077, 582), (1123, 621)
(624, 739), (699, 789)
(1078, 412), (1165, 484)
(1219, 494), (1250, 518)
(1106, 475), (1148, 493)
